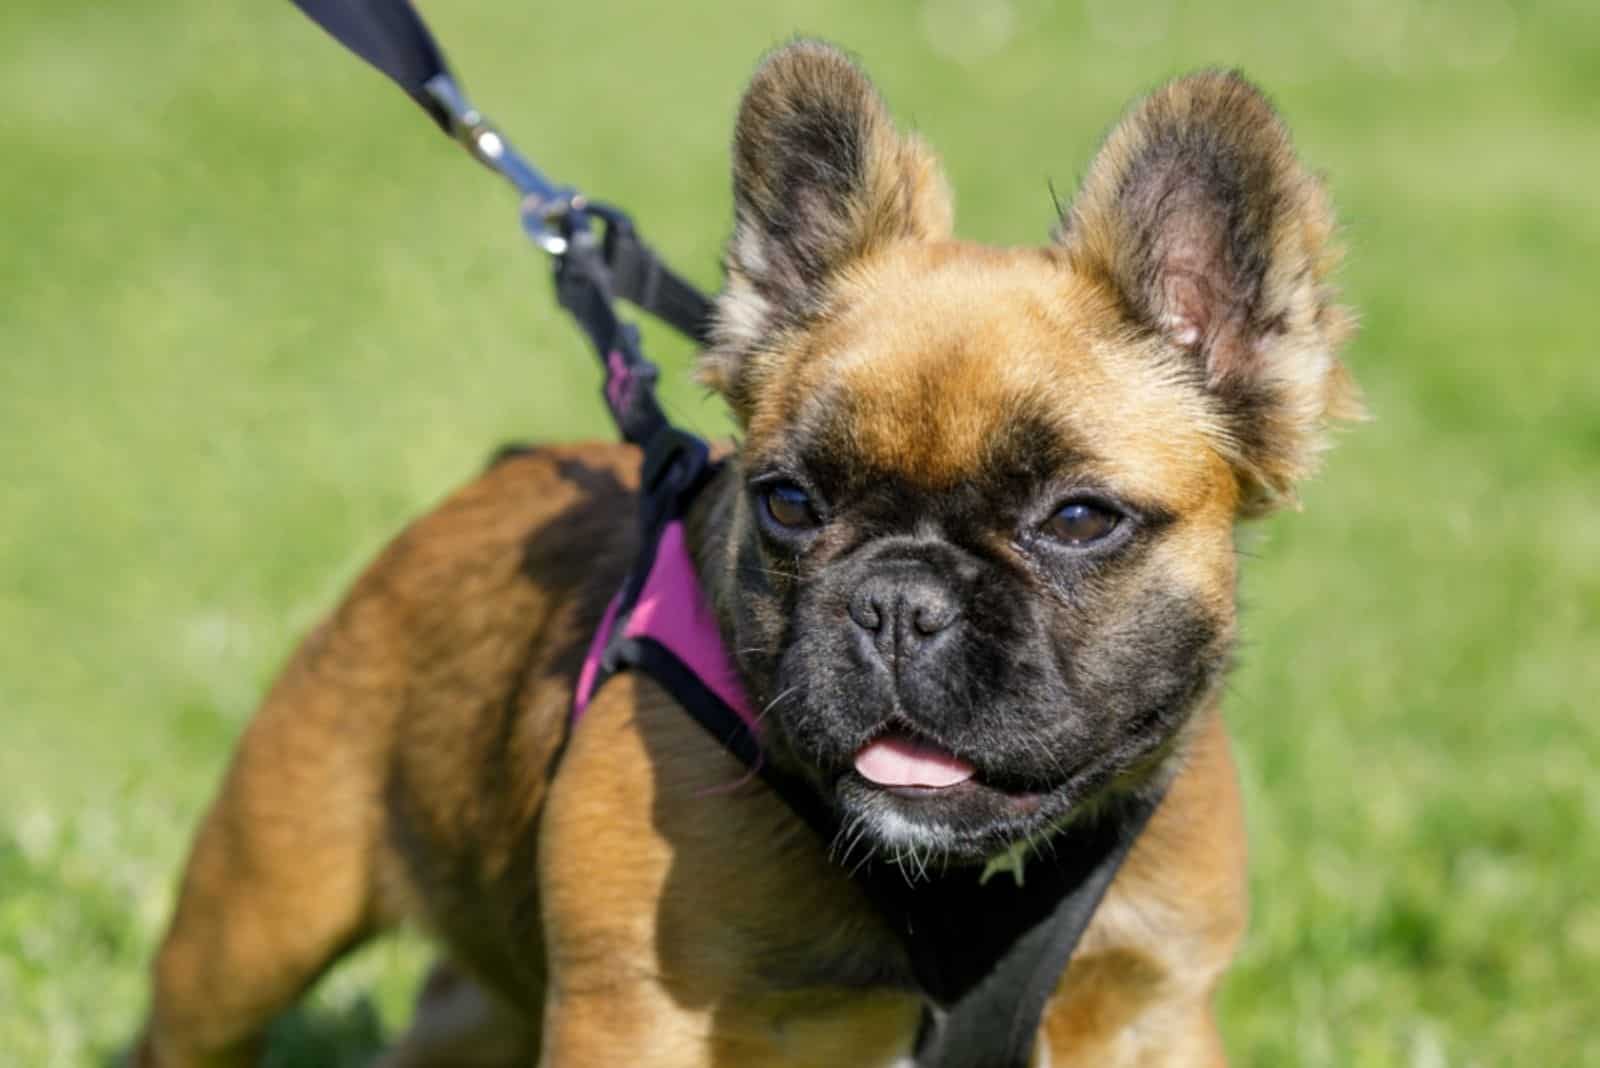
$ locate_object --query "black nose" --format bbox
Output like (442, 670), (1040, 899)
(848, 571), (960, 667)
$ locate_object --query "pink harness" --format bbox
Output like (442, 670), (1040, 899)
(573, 521), (755, 727)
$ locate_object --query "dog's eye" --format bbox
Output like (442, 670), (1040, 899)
(1044, 500), (1121, 546)
(763, 482), (819, 530)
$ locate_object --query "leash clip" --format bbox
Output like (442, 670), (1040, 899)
(519, 191), (586, 256)
(422, 72), (577, 255)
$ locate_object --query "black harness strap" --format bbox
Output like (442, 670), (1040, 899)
(551, 223), (668, 447)
(907, 796), (1161, 1068)
(286, 5), (1163, 1063)
(553, 208), (716, 453)
(596, 204), (718, 346)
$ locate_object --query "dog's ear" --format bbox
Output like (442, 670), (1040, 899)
(1057, 70), (1363, 515)
(700, 40), (953, 418)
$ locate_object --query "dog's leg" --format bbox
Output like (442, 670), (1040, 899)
(1163, 1004), (1229, 1068)
(540, 985), (919, 1068)
(537, 678), (924, 1067)
(135, 627), (398, 1067)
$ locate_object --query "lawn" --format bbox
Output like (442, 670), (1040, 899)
(2, 0), (1596, 1064)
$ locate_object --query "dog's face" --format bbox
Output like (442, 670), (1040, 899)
(699, 44), (1360, 866)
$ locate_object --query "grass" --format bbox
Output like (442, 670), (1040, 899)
(2, 0), (1596, 1064)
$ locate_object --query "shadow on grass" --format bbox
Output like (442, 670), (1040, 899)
(104, 999), (388, 1068)
(262, 999), (388, 1068)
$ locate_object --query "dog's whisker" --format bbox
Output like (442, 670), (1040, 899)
(833, 811), (876, 874)
(849, 825), (877, 874)
(843, 822), (880, 881)
(751, 684), (801, 729)
(827, 812), (865, 865)
(737, 565), (810, 586)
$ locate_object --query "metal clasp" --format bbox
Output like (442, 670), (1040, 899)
(421, 72), (579, 257)
(519, 191), (587, 256)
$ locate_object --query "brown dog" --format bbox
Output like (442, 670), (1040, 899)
(136, 41), (1359, 1067)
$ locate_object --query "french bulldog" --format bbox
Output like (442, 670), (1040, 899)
(137, 40), (1360, 1068)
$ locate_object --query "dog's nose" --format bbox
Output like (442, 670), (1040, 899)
(848, 572), (960, 667)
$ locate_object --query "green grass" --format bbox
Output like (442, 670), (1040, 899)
(2, 0), (1596, 1064)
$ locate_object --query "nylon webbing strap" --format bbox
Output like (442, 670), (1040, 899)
(287, 0), (717, 447)
(909, 792), (1164, 1068)
(287, 0), (717, 471)
(289, 0), (452, 131)
(600, 213), (717, 346)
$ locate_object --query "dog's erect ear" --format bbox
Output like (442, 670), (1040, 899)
(1058, 70), (1363, 515)
(700, 40), (953, 418)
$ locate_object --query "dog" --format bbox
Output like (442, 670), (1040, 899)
(135, 40), (1360, 1067)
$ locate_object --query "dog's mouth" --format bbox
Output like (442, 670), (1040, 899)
(847, 728), (1050, 813)
(827, 725), (1072, 862)
(852, 731), (976, 789)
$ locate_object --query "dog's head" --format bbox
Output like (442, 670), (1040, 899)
(698, 42), (1361, 867)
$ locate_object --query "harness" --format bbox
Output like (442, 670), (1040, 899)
(287, 4), (1164, 1063)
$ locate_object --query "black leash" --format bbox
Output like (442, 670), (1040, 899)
(289, 0), (714, 462)
(284, 5), (1163, 1064)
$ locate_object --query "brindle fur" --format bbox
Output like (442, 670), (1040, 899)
(137, 41), (1358, 1068)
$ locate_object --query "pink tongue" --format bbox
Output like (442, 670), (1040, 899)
(854, 734), (976, 789)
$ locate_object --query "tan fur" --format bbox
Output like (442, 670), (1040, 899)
(137, 44), (1359, 1068)
(702, 41), (954, 418)
(746, 243), (1230, 505)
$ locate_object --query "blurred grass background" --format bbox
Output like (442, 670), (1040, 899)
(2, 0), (1596, 1064)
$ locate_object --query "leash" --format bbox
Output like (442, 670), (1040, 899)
(284, 5), (1163, 1064)
(288, 0), (714, 482)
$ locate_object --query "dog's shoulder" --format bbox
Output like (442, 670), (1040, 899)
(1041, 707), (1247, 1064)
(541, 669), (923, 1060)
